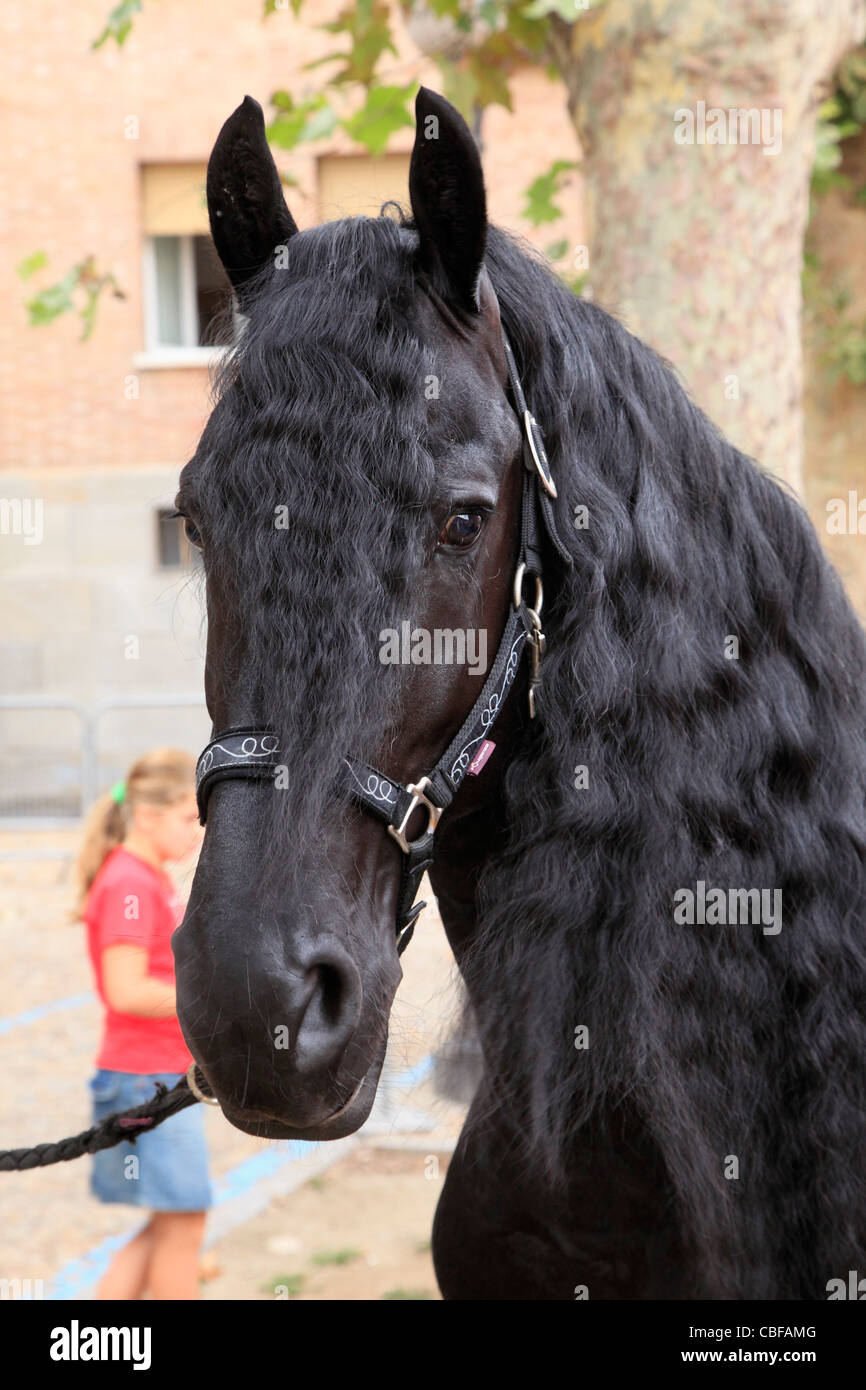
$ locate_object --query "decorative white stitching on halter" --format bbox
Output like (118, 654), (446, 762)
(449, 632), (525, 786)
(343, 758), (398, 806)
(196, 734), (280, 788)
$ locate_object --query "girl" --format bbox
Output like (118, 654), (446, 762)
(71, 747), (211, 1300)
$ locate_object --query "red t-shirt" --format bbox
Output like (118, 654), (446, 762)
(83, 845), (192, 1074)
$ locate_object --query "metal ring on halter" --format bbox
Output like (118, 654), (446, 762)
(386, 776), (443, 854)
(513, 562), (543, 619)
(186, 1062), (221, 1106)
(523, 409), (558, 498)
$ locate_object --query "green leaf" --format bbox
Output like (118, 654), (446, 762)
(80, 288), (102, 342)
(544, 239), (569, 261)
(267, 94), (336, 149)
(811, 108), (853, 197)
(16, 250), (48, 281)
(812, 43), (866, 200)
(478, 0), (503, 23)
(24, 258), (125, 340)
(264, 0), (305, 15)
(341, 84), (415, 155)
(301, 104), (338, 142)
(26, 270), (78, 327)
(425, 0), (463, 18)
(318, 1), (398, 87)
(268, 111), (307, 149)
(436, 58), (479, 122)
(466, 48), (513, 111)
(818, 96), (843, 121)
(523, 159), (580, 225)
(558, 269), (588, 296)
(91, 0), (142, 52)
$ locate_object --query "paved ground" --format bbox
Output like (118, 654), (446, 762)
(198, 1140), (456, 1301)
(0, 832), (468, 1300)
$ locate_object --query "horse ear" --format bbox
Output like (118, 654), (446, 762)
(409, 87), (487, 313)
(206, 95), (298, 301)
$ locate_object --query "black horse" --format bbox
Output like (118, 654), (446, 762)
(172, 88), (866, 1299)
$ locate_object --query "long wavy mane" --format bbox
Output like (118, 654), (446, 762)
(457, 222), (866, 1300)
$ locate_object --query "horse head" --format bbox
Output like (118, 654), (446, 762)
(171, 89), (563, 1138)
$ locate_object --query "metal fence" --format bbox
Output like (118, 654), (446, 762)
(0, 694), (209, 857)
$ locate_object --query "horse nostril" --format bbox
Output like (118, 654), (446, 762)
(305, 958), (344, 1030)
(291, 944), (363, 1074)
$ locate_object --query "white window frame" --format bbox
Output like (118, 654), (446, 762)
(136, 233), (235, 369)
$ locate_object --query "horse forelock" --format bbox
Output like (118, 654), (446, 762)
(194, 214), (437, 888)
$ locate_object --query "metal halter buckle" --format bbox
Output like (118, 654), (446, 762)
(386, 776), (443, 854)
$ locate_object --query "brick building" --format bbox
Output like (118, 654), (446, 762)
(0, 0), (583, 814)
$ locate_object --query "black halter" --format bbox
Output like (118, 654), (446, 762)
(194, 328), (572, 954)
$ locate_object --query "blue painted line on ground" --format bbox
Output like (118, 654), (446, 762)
(0, 992), (94, 1037)
(45, 1054), (434, 1300)
(208, 1138), (317, 1206)
(47, 1143), (315, 1301)
(48, 1228), (143, 1303)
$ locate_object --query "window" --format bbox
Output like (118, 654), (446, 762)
(145, 233), (235, 349)
(139, 163), (237, 366)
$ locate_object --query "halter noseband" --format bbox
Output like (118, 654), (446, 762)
(194, 327), (572, 954)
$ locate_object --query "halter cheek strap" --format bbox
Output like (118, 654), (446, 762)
(194, 327), (572, 953)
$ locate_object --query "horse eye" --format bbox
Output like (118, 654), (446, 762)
(438, 512), (485, 549)
(183, 518), (202, 548)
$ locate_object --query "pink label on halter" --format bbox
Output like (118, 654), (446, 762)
(468, 740), (496, 776)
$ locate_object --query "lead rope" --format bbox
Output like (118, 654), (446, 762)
(0, 1064), (216, 1172)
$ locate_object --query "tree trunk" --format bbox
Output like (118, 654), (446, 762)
(549, 0), (866, 492)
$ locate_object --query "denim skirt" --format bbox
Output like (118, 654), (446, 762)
(88, 1069), (213, 1211)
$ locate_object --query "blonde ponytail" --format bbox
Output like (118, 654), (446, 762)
(69, 747), (197, 922)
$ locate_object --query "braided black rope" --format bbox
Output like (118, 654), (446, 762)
(0, 1073), (207, 1172)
